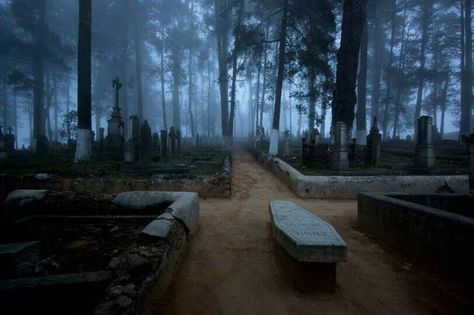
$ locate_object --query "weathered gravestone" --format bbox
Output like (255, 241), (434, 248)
(98, 127), (105, 154)
(366, 117), (382, 167)
(269, 200), (347, 291)
(282, 130), (291, 156)
(169, 127), (176, 156)
(160, 130), (168, 159)
(140, 120), (152, 161)
(331, 121), (349, 171)
(415, 116), (435, 169)
(152, 132), (159, 151)
(5, 127), (15, 153)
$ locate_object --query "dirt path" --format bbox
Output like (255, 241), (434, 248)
(157, 149), (472, 315)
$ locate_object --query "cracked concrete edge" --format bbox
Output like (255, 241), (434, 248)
(251, 149), (469, 199)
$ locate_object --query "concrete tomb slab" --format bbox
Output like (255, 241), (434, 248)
(269, 200), (347, 263)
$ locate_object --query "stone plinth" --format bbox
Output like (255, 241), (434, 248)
(415, 116), (435, 169)
(331, 122), (349, 171)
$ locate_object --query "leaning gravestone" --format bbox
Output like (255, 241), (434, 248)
(269, 200), (347, 291)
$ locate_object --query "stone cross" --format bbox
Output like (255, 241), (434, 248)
(415, 116), (435, 169)
(462, 132), (474, 193)
(331, 122), (349, 171)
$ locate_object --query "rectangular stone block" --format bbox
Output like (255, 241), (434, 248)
(269, 200), (347, 263)
(0, 241), (41, 277)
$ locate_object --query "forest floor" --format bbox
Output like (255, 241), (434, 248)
(155, 148), (474, 315)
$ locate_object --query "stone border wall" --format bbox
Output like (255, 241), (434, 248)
(358, 192), (474, 287)
(0, 155), (231, 200)
(248, 147), (469, 198)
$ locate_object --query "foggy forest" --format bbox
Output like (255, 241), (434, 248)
(1, 1), (474, 314)
(0, 0), (472, 155)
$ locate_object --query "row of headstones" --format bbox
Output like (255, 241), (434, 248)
(0, 126), (15, 158)
(99, 114), (185, 163)
(326, 116), (437, 171)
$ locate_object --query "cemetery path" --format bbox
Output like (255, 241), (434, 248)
(156, 148), (471, 315)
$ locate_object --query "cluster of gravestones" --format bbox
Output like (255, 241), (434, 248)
(301, 116), (439, 172)
(0, 126), (16, 158)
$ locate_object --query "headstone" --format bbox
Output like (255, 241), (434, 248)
(129, 115), (140, 140)
(462, 132), (474, 193)
(0, 127), (6, 158)
(98, 127), (105, 153)
(160, 130), (168, 159)
(406, 135), (412, 142)
(152, 132), (159, 151)
(176, 129), (182, 155)
(366, 117), (382, 167)
(106, 78), (125, 160)
(331, 122), (349, 171)
(415, 116), (435, 169)
(5, 127), (15, 153)
(269, 200), (347, 263)
(139, 120), (152, 161)
(124, 139), (136, 163)
(169, 127), (176, 156)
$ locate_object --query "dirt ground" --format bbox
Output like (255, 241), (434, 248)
(156, 149), (473, 315)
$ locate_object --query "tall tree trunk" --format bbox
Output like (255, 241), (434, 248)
(382, 0), (397, 139)
(171, 51), (181, 130)
(370, 2), (383, 123)
(207, 53), (212, 137)
(214, 0), (230, 139)
(33, 0), (46, 152)
(269, 0), (289, 155)
(229, 0), (245, 140)
(440, 74), (449, 135)
(356, 17), (368, 144)
(75, 0), (92, 162)
(134, 1), (144, 120)
(255, 58), (261, 136)
(307, 72), (317, 132)
(461, 0), (473, 137)
(414, 0), (432, 135)
(188, 49), (195, 136)
(160, 30), (168, 131)
(392, 4), (408, 139)
(331, 0), (368, 132)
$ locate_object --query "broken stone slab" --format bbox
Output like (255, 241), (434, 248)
(0, 241), (41, 277)
(141, 213), (175, 239)
(113, 191), (199, 235)
(113, 191), (180, 211)
(269, 200), (347, 263)
(6, 190), (49, 207)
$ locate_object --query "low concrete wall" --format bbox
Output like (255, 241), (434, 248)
(358, 193), (474, 287)
(249, 148), (469, 198)
(0, 156), (231, 200)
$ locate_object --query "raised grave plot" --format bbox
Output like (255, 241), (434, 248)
(0, 190), (199, 315)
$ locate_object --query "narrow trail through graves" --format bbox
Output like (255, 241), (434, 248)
(156, 148), (472, 315)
